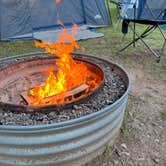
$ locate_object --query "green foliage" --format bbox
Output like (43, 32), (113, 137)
(0, 41), (41, 58)
(160, 110), (166, 120)
(121, 107), (130, 138)
(103, 144), (111, 158)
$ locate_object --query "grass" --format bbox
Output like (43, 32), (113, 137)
(160, 110), (166, 120)
(0, 40), (41, 58)
(103, 144), (111, 158)
(78, 26), (165, 78)
(121, 107), (130, 138)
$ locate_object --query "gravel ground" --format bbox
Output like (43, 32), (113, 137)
(0, 61), (126, 126)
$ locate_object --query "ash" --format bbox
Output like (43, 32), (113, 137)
(0, 62), (126, 126)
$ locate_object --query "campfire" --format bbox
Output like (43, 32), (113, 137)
(19, 0), (101, 106)
(21, 23), (103, 107)
(0, 53), (104, 112)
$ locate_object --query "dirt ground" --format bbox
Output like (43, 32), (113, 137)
(110, 67), (166, 166)
(86, 59), (166, 166)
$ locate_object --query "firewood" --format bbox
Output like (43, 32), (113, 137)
(21, 84), (89, 105)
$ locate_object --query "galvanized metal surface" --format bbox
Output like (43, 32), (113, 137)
(0, 52), (130, 166)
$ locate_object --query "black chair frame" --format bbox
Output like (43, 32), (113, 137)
(119, 20), (166, 62)
(110, 0), (166, 62)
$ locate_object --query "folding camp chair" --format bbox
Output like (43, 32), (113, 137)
(111, 0), (166, 62)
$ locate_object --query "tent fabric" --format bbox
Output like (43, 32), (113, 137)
(138, 0), (166, 21)
(0, 0), (32, 40)
(118, 0), (166, 22)
(0, 0), (111, 41)
(34, 25), (104, 43)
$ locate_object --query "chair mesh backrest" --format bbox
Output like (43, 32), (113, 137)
(120, 0), (166, 21)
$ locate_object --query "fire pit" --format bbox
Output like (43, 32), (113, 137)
(0, 52), (130, 166)
(0, 53), (104, 112)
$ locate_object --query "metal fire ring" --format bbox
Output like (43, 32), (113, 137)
(0, 53), (104, 113)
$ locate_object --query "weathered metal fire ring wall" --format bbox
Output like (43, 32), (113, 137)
(0, 53), (130, 166)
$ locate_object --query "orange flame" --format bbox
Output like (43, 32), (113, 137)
(28, 24), (99, 105)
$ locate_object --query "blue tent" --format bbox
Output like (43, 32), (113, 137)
(0, 0), (111, 41)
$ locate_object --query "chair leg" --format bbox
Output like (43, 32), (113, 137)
(130, 25), (161, 62)
(117, 34), (126, 54)
(119, 24), (161, 62)
(158, 26), (166, 56)
(137, 35), (161, 62)
(119, 25), (156, 52)
(158, 26), (166, 40)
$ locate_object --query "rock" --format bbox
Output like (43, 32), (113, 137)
(129, 119), (141, 130)
(147, 134), (151, 138)
(151, 122), (158, 126)
(0, 112), (3, 116)
(4, 113), (8, 117)
(102, 163), (107, 166)
(154, 129), (159, 135)
(42, 115), (48, 120)
(48, 111), (56, 117)
(113, 160), (119, 165)
(59, 115), (70, 120)
(122, 151), (130, 157)
(121, 143), (127, 150)
(138, 157), (145, 161)
(140, 123), (144, 126)
(73, 105), (81, 110)
(106, 100), (113, 105)
(153, 158), (160, 164)
(154, 139), (160, 143)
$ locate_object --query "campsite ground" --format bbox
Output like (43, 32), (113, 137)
(83, 28), (166, 166)
(0, 6), (166, 166)
(82, 25), (166, 166)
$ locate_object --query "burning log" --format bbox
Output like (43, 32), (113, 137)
(21, 84), (89, 105)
